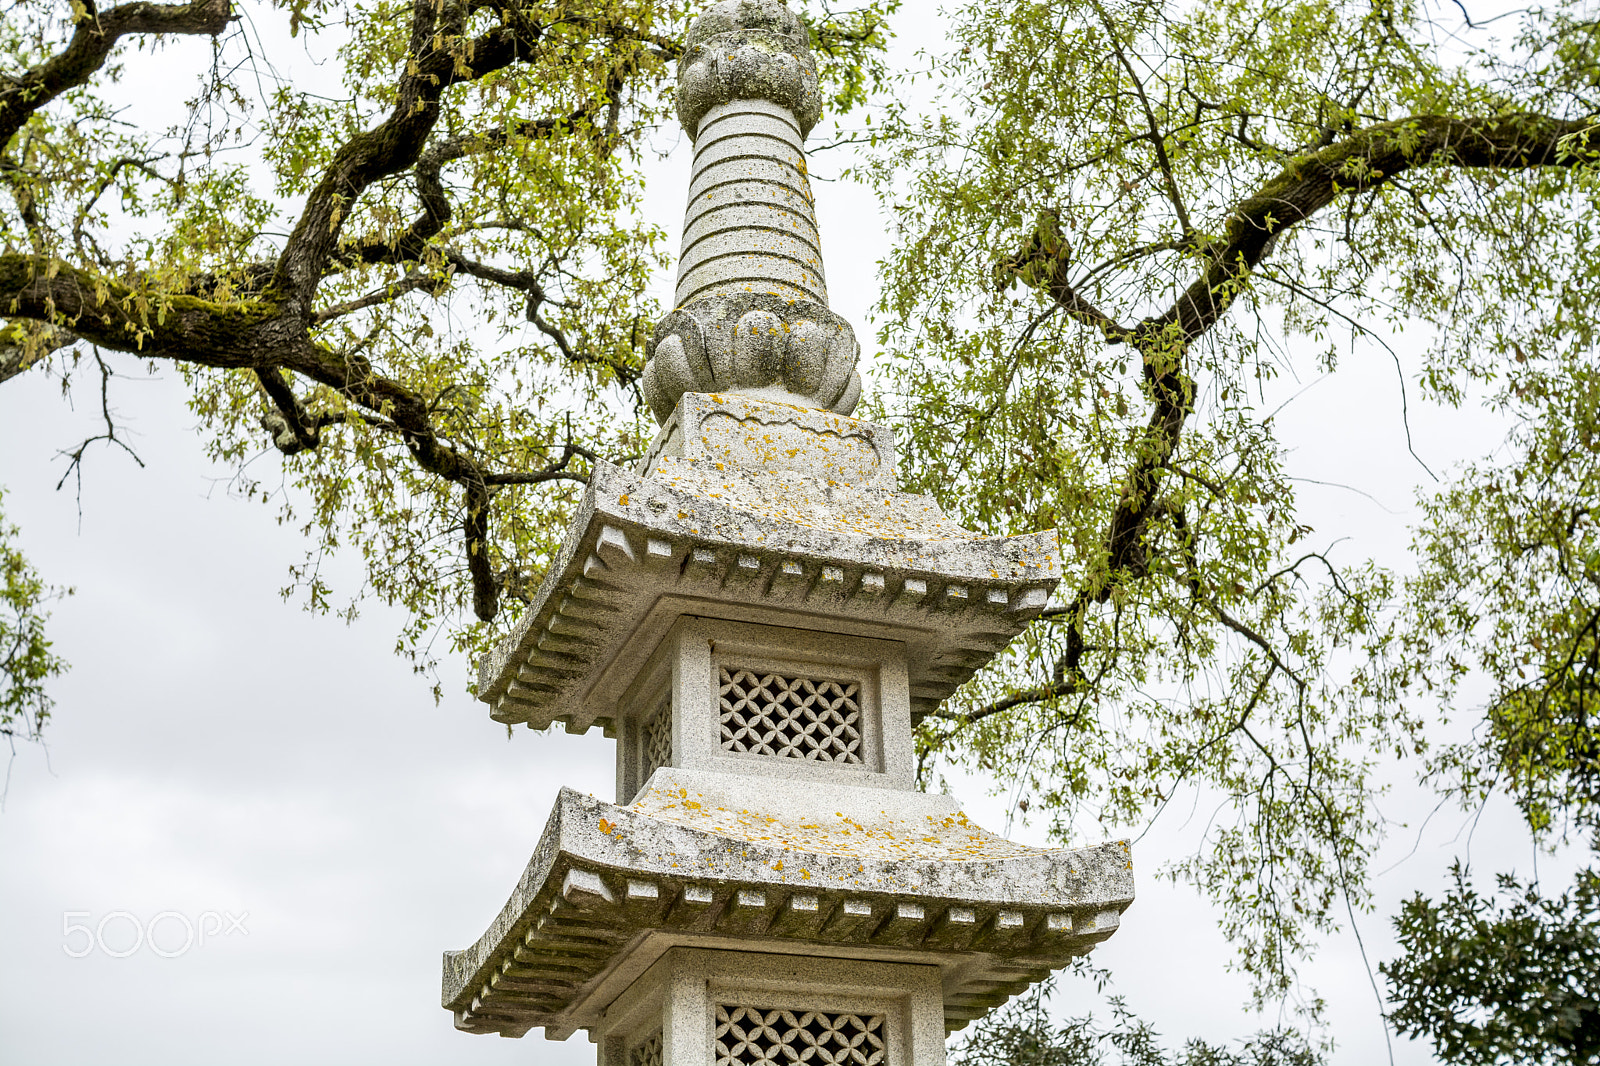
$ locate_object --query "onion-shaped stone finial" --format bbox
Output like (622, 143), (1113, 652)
(676, 0), (823, 138)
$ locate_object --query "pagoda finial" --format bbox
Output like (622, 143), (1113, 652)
(640, 0), (863, 423)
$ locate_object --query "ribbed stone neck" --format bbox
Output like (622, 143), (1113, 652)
(675, 98), (825, 307)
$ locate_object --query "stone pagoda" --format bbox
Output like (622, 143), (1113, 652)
(441, 2), (1134, 1061)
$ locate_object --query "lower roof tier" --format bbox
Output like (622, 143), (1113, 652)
(442, 783), (1134, 1039)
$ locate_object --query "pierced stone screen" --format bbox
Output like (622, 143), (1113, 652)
(715, 1005), (886, 1066)
(718, 667), (864, 764)
(641, 698), (673, 783)
(629, 1030), (662, 1066)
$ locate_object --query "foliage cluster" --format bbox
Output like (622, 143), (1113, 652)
(0, 489), (66, 746)
(949, 974), (1322, 1066)
(1383, 864), (1600, 1065)
(0, 0), (893, 695)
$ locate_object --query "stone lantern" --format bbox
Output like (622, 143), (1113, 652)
(441, 2), (1134, 1062)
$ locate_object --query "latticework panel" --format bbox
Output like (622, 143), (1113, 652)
(641, 698), (672, 782)
(718, 668), (863, 764)
(629, 1030), (663, 1066)
(715, 1005), (886, 1066)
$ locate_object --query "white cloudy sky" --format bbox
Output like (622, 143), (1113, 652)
(0, 3), (1588, 1064)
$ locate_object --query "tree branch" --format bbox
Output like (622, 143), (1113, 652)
(1151, 112), (1598, 344)
(1092, 0), (1195, 238)
(271, 0), (553, 309)
(254, 366), (320, 453)
(0, 2), (681, 632)
(313, 268), (433, 325)
(0, 322), (76, 383)
(54, 351), (144, 505)
(977, 109), (1600, 723)
(334, 113), (591, 270)
(0, 0), (233, 150)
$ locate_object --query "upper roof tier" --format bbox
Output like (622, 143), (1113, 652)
(475, 392), (1061, 731)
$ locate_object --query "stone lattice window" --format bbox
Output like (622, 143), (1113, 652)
(718, 668), (864, 764)
(715, 1004), (885, 1066)
(629, 1030), (663, 1066)
(641, 698), (673, 783)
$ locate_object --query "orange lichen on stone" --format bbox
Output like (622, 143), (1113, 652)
(629, 785), (1049, 862)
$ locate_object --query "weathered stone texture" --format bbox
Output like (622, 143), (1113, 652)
(675, 102), (827, 306)
(441, 783), (1134, 1038)
(675, 1), (822, 137)
(474, 394), (1060, 733)
(596, 951), (946, 1066)
(644, 293), (860, 423)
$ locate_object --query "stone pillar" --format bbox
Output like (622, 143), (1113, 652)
(641, 0), (863, 424)
(675, 97), (827, 307)
(595, 949), (948, 1066)
(440, 3), (1135, 1054)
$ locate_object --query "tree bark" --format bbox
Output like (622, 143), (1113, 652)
(0, 0), (233, 149)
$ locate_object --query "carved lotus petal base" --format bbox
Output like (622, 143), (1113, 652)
(642, 293), (861, 423)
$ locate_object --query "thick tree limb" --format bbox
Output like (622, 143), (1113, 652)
(0, 248), (613, 622)
(464, 476), (496, 620)
(0, 0), (233, 150)
(336, 115), (580, 269)
(0, 2), (676, 629)
(271, 0), (561, 309)
(0, 254), (289, 367)
(254, 366), (320, 453)
(1154, 112), (1597, 343)
(0, 323), (76, 383)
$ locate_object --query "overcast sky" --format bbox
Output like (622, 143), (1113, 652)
(0, 3), (1589, 1064)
